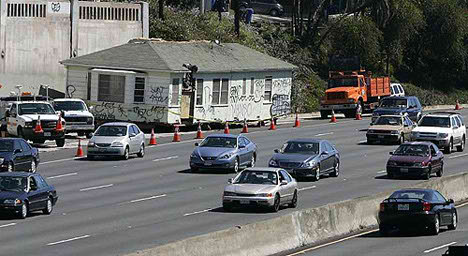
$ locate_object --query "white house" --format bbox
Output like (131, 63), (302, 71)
(60, 39), (297, 125)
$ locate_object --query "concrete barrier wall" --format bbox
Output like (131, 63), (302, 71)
(126, 171), (468, 256)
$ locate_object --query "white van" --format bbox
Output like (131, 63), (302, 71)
(390, 83), (405, 97)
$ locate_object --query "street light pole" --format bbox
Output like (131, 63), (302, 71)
(15, 85), (23, 102)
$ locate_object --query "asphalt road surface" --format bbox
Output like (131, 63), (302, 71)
(1, 109), (468, 256)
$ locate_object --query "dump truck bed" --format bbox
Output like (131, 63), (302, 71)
(367, 77), (390, 98)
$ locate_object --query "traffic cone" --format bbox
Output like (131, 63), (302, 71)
(355, 112), (362, 120)
(76, 139), (84, 157)
(330, 110), (337, 123)
(241, 120), (249, 133)
(455, 100), (461, 110)
(34, 115), (43, 133)
(149, 128), (157, 145)
(55, 113), (64, 131)
(172, 125), (181, 142)
(269, 118), (277, 130)
(293, 113), (300, 127)
(224, 122), (230, 134)
(195, 122), (204, 139)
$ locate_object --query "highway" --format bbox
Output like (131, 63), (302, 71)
(1, 109), (467, 256)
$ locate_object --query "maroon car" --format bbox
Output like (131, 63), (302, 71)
(386, 142), (444, 179)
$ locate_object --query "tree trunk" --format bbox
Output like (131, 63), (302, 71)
(158, 0), (164, 20)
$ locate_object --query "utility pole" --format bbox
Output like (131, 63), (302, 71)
(200, 0), (205, 14)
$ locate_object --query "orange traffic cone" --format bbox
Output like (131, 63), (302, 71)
(195, 122), (204, 139)
(149, 128), (157, 145)
(355, 112), (362, 120)
(76, 139), (84, 157)
(34, 115), (44, 133)
(55, 113), (64, 131)
(293, 113), (300, 127)
(241, 120), (249, 133)
(224, 122), (230, 134)
(455, 100), (461, 110)
(269, 118), (277, 130)
(172, 125), (181, 142)
(330, 110), (337, 123)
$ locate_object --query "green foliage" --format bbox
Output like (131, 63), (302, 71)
(402, 83), (468, 106)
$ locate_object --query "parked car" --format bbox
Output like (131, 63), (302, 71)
(190, 134), (257, 173)
(0, 172), (58, 219)
(390, 83), (405, 97)
(239, 0), (284, 16)
(411, 112), (466, 154)
(386, 142), (444, 179)
(367, 115), (416, 144)
(268, 139), (340, 181)
(52, 98), (95, 138)
(372, 96), (422, 123)
(378, 188), (457, 236)
(222, 167), (298, 212)
(0, 138), (39, 173)
(87, 122), (145, 160)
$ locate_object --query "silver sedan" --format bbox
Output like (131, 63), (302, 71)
(222, 167), (298, 212)
(87, 122), (145, 160)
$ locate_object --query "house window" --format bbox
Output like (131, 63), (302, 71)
(98, 74), (125, 103)
(87, 72), (92, 100)
(171, 78), (180, 105)
(212, 79), (220, 105)
(196, 79), (203, 105)
(264, 76), (272, 102)
(220, 79), (229, 104)
(134, 77), (145, 103)
(242, 78), (247, 95)
(250, 77), (255, 95)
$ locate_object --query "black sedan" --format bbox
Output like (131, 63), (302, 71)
(0, 172), (58, 219)
(379, 189), (457, 236)
(268, 139), (340, 181)
(0, 138), (39, 173)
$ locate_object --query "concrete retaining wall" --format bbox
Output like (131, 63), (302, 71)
(126, 171), (468, 256)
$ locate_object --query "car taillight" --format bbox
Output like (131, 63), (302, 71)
(423, 202), (431, 211)
(380, 203), (385, 212)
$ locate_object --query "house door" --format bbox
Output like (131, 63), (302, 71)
(180, 92), (194, 119)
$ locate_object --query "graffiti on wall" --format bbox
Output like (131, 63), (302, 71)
(148, 86), (168, 105)
(270, 94), (291, 116)
(88, 101), (167, 123)
(195, 86), (217, 120)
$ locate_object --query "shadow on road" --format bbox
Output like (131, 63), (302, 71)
(178, 169), (234, 175)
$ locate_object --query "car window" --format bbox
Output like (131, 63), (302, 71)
(94, 126), (127, 136)
(132, 125), (141, 134)
(454, 116), (462, 128)
(234, 171), (277, 185)
(430, 145), (437, 155)
(375, 116), (402, 126)
(324, 141), (334, 152)
(10, 104), (17, 115)
(200, 137), (237, 148)
(33, 176), (45, 189)
(242, 137), (251, 145)
(394, 86), (400, 94)
(390, 87), (395, 95)
(451, 117), (458, 128)
(393, 144), (430, 156)
(399, 85), (405, 94)
(405, 117), (413, 126)
(282, 141), (319, 154)
(14, 140), (22, 152)
(458, 115), (465, 126)
(280, 170), (292, 182)
(130, 126), (138, 135)
(29, 177), (39, 190)
(37, 176), (49, 188)
(238, 138), (246, 147)
(418, 116), (450, 128)
(0, 140), (14, 152)
(390, 190), (433, 200)
(433, 191), (447, 203)
(20, 140), (31, 152)
(0, 176), (27, 192)
(279, 171), (287, 182)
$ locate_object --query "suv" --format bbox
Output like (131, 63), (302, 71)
(390, 83), (405, 97)
(5, 101), (66, 147)
(239, 0), (284, 17)
(52, 99), (94, 138)
(411, 112), (466, 154)
(372, 96), (422, 123)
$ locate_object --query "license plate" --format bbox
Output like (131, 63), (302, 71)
(240, 200), (250, 205)
(400, 168), (408, 173)
(378, 135), (384, 139)
(204, 161), (212, 166)
(99, 148), (107, 152)
(44, 132), (51, 137)
(398, 204), (409, 211)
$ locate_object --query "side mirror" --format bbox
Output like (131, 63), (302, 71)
(194, 142), (199, 146)
(129, 132), (136, 138)
(321, 151), (329, 156)
(389, 151), (394, 155)
(448, 199), (454, 204)
(228, 178), (233, 184)
(274, 149), (280, 153)
(280, 180), (288, 186)
(239, 144), (246, 149)
(14, 148), (22, 154)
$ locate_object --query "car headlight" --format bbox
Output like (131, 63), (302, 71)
(190, 153), (199, 158)
(438, 133), (449, 138)
(87, 117), (94, 125)
(3, 199), (21, 205)
(24, 122), (33, 128)
(88, 141), (95, 147)
(0, 157), (4, 165)
(387, 161), (397, 166)
(269, 159), (278, 166)
(219, 153), (234, 159)
(111, 141), (124, 147)
(302, 160), (316, 168)
(223, 191), (236, 196)
(391, 130), (399, 135)
(257, 193), (274, 198)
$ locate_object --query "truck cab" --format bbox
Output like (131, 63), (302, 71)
(52, 99), (95, 138)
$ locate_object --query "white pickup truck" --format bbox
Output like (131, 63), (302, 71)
(52, 98), (95, 138)
(5, 101), (66, 147)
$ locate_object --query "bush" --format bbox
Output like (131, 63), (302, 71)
(402, 83), (468, 106)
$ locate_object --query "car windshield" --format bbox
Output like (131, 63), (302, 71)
(375, 116), (402, 126)
(390, 190), (432, 201)
(94, 126), (127, 136)
(328, 78), (358, 88)
(418, 116), (450, 128)
(18, 103), (55, 115)
(380, 99), (408, 108)
(199, 137), (237, 148)
(53, 101), (87, 111)
(393, 144), (430, 156)
(234, 171), (278, 185)
(282, 142), (319, 154)
(0, 141), (14, 152)
(0, 176), (27, 192)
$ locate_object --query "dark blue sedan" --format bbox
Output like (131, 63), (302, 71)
(0, 138), (40, 172)
(189, 134), (257, 173)
(0, 172), (58, 219)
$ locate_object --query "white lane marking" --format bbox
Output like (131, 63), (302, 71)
(129, 194), (166, 203)
(423, 242), (457, 253)
(0, 223), (16, 228)
(47, 172), (78, 179)
(287, 229), (378, 256)
(42, 157), (85, 165)
(315, 132), (334, 137)
(449, 153), (468, 159)
(184, 207), (217, 217)
(153, 156), (179, 162)
(47, 235), (91, 246)
(298, 185), (316, 191)
(79, 184), (113, 192)
(377, 170), (386, 174)
(359, 140), (367, 144)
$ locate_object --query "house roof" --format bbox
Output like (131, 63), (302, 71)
(60, 39), (297, 73)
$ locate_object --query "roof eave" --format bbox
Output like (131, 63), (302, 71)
(61, 63), (188, 73)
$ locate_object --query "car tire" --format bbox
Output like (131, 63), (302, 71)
(137, 144), (145, 158)
(399, 133), (405, 145)
(436, 163), (443, 177)
(122, 147), (129, 160)
(387, 171), (394, 179)
(232, 158), (239, 173)
(448, 212), (457, 230)
(190, 167), (199, 173)
(223, 203), (233, 212)
(313, 165), (320, 181)
(87, 155), (95, 160)
(330, 160), (339, 177)
(289, 190), (298, 208)
(249, 154), (256, 168)
(42, 197), (53, 215)
(56, 138), (65, 147)
(379, 225), (390, 236)
(7, 161), (14, 172)
(429, 214), (440, 235)
(269, 9), (279, 17)
(30, 160), (37, 173)
(367, 139), (374, 145)
(424, 166), (432, 180)
(444, 139), (453, 154)
(457, 136), (465, 152)
(18, 203), (28, 219)
(271, 194), (280, 212)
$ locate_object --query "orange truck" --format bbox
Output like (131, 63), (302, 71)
(319, 56), (391, 119)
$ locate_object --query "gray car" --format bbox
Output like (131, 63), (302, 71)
(87, 122), (145, 160)
(222, 167), (298, 212)
(268, 139), (340, 181)
(189, 134), (257, 173)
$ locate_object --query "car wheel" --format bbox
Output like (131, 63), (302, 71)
(313, 165), (320, 181)
(7, 161), (14, 172)
(190, 167), (199, 173)
(122, 147), (129, 160)
(379, 225), (390, 236)
(56, 138), (65, 147)
(448, 212), (457, 230)
(367, 139), (374, 145)
(42, 198), (53, 215)
(289, 190), (298, 208)
(30, 160), (37, 173)
(429, 214), (440, 235)
(444, 139), (453, 154)
(87, 155), (95, 160)
(387, 171), (394, 179)
(457, 136), (465, 152)
(18, 203), (28, 219)
(249, 154), (256, 168)
(399, 133), (405, 145)
(232, 158), (239, 173)
(271, 194), (280, 212)
(330, 160), (339, 177)
(223, 203), (233, 212)
(424, 166), (432, 180)
(137, 144), (145, 158)
(436, 163), (443, 177)
(270, 9), (279, 16)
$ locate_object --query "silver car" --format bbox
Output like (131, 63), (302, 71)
(87, 122), (145, 160)
(222, 167), (298, 212)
